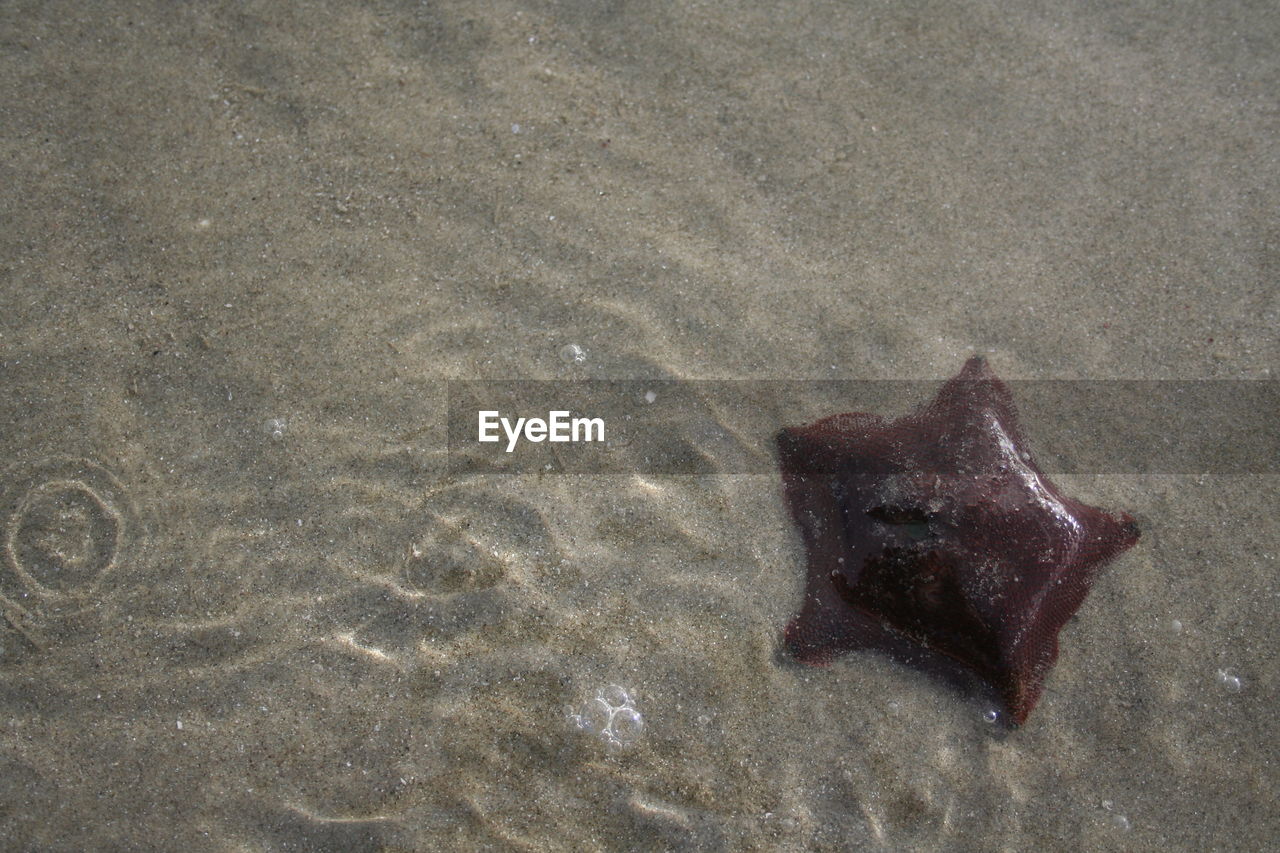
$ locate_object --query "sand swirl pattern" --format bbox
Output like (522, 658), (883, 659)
(0, 457), (142, 653)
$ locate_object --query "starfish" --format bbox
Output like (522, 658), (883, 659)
(777, 356), (1140, 724)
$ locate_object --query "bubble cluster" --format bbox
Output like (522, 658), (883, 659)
(1216, 667), (1244, 693)
(568, 684), (644, 748)
(265, 418), (287, 441)
(559, 343), (587, 365)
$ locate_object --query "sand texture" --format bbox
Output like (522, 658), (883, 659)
(0, 1), (1275, 850)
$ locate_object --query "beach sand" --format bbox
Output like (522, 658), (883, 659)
(0, 1), (1275, 849)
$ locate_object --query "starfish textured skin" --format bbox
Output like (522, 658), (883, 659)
(778, 356), (1140, 724)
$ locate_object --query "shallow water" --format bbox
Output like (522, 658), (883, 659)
(1, 1), (1275, 850)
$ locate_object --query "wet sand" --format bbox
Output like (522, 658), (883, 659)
(0, 1), (1275, 850)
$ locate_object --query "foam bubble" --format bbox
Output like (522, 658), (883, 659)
(609, 708), (645, 745)
(559, 343), (587, 365)
(1101, 800), (1131, 831)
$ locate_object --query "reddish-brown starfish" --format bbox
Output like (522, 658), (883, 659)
(778, 356), (1140, 724)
